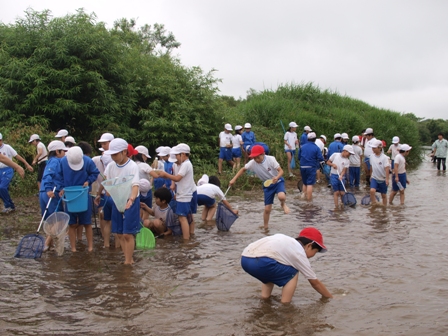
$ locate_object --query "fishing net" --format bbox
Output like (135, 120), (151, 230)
(101, 175), (133, 213)
(165, 201), (193, 236)
(342, 192), (357, 207)
(14, 234), (45, 259)
(216, 202), (238, 231)
(44, 212), (69, 256)
(361, 195), (380, 205)
(136, 225), (155, 249)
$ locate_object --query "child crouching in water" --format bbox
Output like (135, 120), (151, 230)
(141, 187), (172, 236)
(95, 138), (140, 264)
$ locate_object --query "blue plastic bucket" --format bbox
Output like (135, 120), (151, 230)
(63, 186), (89, 212)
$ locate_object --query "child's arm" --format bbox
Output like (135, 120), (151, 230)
(14, 154), (33, 172)
(308, 279), (333, 298)
(222, 199), (238, 215)
(272, 166), (284, 184)
(229, 167), (247, 186)
(158, 171), (183, 182)
(125, 185), (139, 210)
(385, 165), (390, 186)
(340, 167), (347, 180)
(0, 154), (25, 178)
(140, 202), (154, 216)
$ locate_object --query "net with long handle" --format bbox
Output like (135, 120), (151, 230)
(44, 212), (69, 256)
(216, 202), (238, 231)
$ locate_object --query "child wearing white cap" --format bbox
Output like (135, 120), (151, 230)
(94, 138), (141, 264)
(134, 145), (159, 208)
(0, 133), (34, 213)
(387, 136), (400, 170)
(29, 134), (48, 192)
(157, 143), (197, 240)
(242, 123), (256, 164)
(327, 145), (353, 207)
(232, 126), (244, 172)
(300, 126), (312, 148)
(284, 122), (298, 177)
(218, 123), (235, 174)
(153, 146), (173, 190)
(363, 128), (377, 185)
(58, 146), (99, 252)
(54, 129), (69, 142)
(349, 136), (363, 187)
(389, 144), (411, 205)
(369, 140), (390, 205)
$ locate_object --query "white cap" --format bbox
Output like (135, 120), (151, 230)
(334, 133), (342, 139)
(365, 128), (374, 135)
(197, 174), (209, 186)
(55, 129), (68, 138)
(135, 145), (151, 158)
(98, 148), (104, 152)
(168, 154), (177, 163)
(169, 147), (179, 162)
(139, 179), (151, 196)
(320, 135), (327, 142)
(343, 145), (355, 154)
(28, 134), (41, 143)
(341, 133), (349, 139)
(304, 126), (312, 131)
(48, 140), (68, 152)
(98, 133), (114, 143)
(370, 140), (383, 148)
(65, 136), (76, 144)
(307, 132), (316, 139)
(155, 146), (164, 153)
(176, 143), (190, 153)
(225, 123), (232, 131)
(400, 144), (412, 151)
(0, 133), (2, 140)
(158, 146), (171, 157)
(392, 136), (400, 144)
(244, 123), (252, 129)
(352, 135), (360, 142)
(289, 121), (298, 128)
(104, 138), (128, 155)
(66, 146), (84, 171)
(235, 125), (243, 131)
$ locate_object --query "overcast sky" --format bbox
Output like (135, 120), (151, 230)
(1, 0), (447, 120)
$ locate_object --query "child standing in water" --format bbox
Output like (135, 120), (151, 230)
(232, 126), (244, 172)
(241, 227), (332, 303)
(230, 145), (289, 229)
(389, 144), (411, 205)
(284, 122), (298, 177)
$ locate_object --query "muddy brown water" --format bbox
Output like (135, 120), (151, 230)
(1, 156), (447, 335)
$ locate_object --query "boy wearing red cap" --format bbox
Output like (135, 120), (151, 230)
(241, 227), (332, 303)
(229, 144), (289, 229)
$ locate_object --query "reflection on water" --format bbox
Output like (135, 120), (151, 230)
(1, 157), (448, 335)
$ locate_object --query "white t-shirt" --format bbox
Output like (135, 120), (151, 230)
(370, 153), (390, 181)
(242, 234), (317, 280)
(329, 153), (350, 175)
(393, 153), (406, 174)
(388, 144), (400, 160)
(176, 159), (197, 202)
(92, 155), (106, 195)
(284, 131), (298, 150)
(219, 131), (233, 148)
(364, 137), (377, 159)
(0, 144), (18, 168)
(154, 205), (170, 222)
(245, 155), (280, 181)
(315, 139), (325, 152)
(136, 161), (153, 187)
(232, 134), (243, 149)
(197, 183), (225, 201)
(101, 153), (113, 168)
(348, 145), (363, 167)
(37, 142), (48, 163)
(104, 159), (140, 190)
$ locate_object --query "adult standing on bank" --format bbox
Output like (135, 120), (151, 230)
(0, 133), (34, 213)
(29, 134), (48, 192)
(431, 133), (448, 171)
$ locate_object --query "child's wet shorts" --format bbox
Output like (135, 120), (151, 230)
(102, 195), (113, 221)
(197, 194), (215, 207)
(330, 174), (345, 192)
(241, 256), (298, 287)
(370, 178), (388, 194)
(263, 177), (286, 205)
(392, 173), (407, 191)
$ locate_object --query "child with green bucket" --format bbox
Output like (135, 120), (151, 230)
(95, 138), (141, 265)
(58, 146), (99, 252)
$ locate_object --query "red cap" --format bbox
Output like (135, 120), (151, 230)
(127, 144), (138, 157)
(298, 227), (327, 253)
(249, 145), (265, 158)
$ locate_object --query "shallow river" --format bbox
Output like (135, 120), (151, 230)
(1, 155), (447, 335)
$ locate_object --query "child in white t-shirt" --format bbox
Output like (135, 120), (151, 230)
(157, 143), (197, 240)
(230, 145), (289, 229)
(327, 145), (353, 208)
(94, 138), (140, 264)
(232, 126), (244, 172)
(389, 144), (411, 205)
(284, 122), (298, 177)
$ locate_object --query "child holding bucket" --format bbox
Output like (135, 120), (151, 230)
(95, 138), (140, 265)
(58, 146), (99, 252)
(39, 140), (68, 251)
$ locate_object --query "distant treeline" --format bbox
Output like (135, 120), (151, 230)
(1, 8), (441, 172)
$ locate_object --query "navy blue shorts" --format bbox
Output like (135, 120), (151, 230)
(263, 178), (286, 205)
(102, 195), (113, 221)
(219, 147), (233, 161)
(197, 194), (215, 207)
(241, 256), (298, 287)
(232, 147), (242, 158)
(67, 196), (92, 225)
(111, 196), (141, 235)
(330, 174), (345, 192)
(175, 200), (192, 217)
(370, 178), (388, 194)
(364, 158), (371, 171)
(300, 167), (317, 185)
(392, 173), (407, 191)
(391, 160), (395, 170)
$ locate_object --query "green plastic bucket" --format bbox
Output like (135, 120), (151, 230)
(62, 186), (89, 212)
